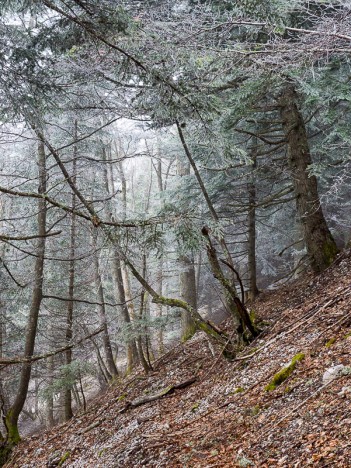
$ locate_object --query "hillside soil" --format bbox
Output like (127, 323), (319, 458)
(5, 249), (351, 467)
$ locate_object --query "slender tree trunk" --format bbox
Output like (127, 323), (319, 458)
(279, 84), (338, 272)
(93, 235), (118, 378)
(247, 140), (259, 300)
(72, 384), (82, 409)
(155, 258), (164, 355)
(176, 122), (254, 337)
(64, 120), (79, 421)
(112, 255), (138, 374)
(155, 159), (164, 354)
(82, 323), (111, 384)
(46, 355), (55, 428)
(4, 137), (47, 449)
(105, 146), (138, 373)
(125, 257), (235, 358)
(136, 255), (152, 373)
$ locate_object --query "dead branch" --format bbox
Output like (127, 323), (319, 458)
(0, 327), (104, 366)
(120, 377), (196, 412)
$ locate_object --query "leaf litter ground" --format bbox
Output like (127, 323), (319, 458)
(6, 250), (351, 467)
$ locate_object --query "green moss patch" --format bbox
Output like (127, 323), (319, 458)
(234, 387), (245, 394)
(325, 337), (336, 348)
(58, 451), (71, 466)
(265, 353), (305, 392)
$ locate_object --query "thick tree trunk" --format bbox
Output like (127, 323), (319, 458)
(176, 155), (197, 340)
(279, 85), (338, 272)
(4, 137), (47, 448)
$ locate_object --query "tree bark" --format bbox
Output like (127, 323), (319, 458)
(155, 158), (164, 354)
(112, 255), (139, 374)
(93, 236), (119, 378)
(179, 255), (198, 341)
(103, 144), (138, 374)
(176, 155), (197, 341)
(64, 121), (78, 421)
(247, 140), (259, 300)
(46, 355), (55, 428)
(279, 84), (338, 273)
(4, 136), (47, 447)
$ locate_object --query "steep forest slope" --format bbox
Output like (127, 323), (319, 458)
(6, 250), (351, 467)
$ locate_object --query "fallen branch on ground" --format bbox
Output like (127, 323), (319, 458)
(120, 377), (196, 413)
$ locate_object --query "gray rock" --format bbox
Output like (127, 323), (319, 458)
(338, 386), (351, 396)
(323, 365), (349, 384)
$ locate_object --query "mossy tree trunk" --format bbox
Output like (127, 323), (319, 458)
(279, 84), (338, 272)
(202, 229), (258, 340)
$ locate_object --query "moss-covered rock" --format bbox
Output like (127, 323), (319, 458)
(265, 353), (305, 391)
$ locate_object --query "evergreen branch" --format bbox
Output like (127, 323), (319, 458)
(234, 128), (285, 145)
(222, 21), (351, 42)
